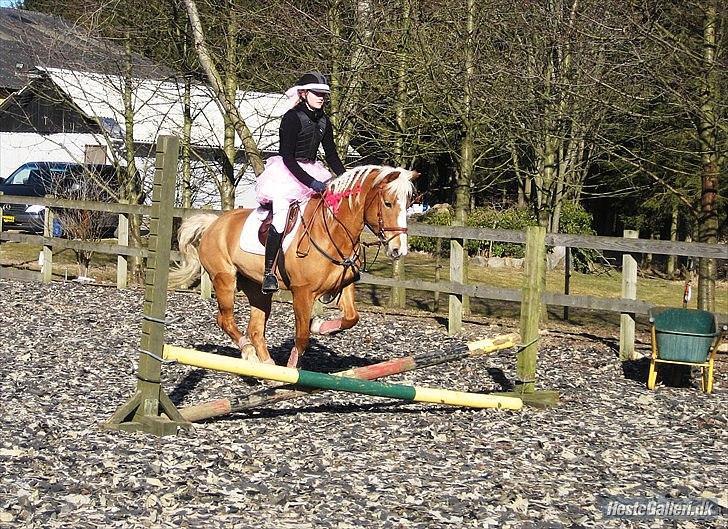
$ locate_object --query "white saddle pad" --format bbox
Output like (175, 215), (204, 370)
(240, 205), (303, 255)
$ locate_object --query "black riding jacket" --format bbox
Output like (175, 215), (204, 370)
(279, 103), (346, 188)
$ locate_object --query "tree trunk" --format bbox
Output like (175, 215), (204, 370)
(393, 0), (412, 168)
(329, 0), (372, 155)
(183, 0), (264, 176)
(696, 0), (718, 311)
(181, 75), (193, 208)
(454, 0), (475, 225)
(122, 34), (144, 282)
(666, 200), (678, 278)
(221, 8), (238, 210)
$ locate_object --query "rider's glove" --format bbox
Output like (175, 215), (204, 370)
(310, 180), (327, 194)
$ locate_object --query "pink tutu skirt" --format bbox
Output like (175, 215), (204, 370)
(255, 156), (332, 204)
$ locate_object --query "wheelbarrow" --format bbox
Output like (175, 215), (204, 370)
(648, 308), (726, 393)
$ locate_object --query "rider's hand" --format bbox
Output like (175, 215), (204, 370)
(310, 180), (327, 194)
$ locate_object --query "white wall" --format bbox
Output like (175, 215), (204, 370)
(0, 132), (258, 210)
(0, 132), (108, 179)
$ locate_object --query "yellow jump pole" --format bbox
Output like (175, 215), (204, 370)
(180, 333), (519, 421)
(164, 345), (523, 410)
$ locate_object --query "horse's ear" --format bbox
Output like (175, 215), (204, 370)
(381, 171), (401, 184)
(382, 169), (419, 183)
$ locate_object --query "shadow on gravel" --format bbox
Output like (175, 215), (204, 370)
(269, 338), (373, 372)
(228, 400), (466, 420)
(622, 357), (696, 388)
(169, 369), (207, 405)
(486, 367), (514, 391)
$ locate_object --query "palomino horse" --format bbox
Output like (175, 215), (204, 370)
(169, 165), (418, 368)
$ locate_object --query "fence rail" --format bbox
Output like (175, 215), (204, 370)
(2, 194), (726, 332)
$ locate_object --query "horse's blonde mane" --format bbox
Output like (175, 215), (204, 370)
(328, 165), (415, 210)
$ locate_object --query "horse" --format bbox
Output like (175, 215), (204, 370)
(169, 165), (418, 368)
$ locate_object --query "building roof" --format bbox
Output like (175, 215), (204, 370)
(4, 67), (289, 153)
(0, 7), (168, 91)
(3, 67), (360, 157)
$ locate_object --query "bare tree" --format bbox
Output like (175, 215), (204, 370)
(183, 0), (264, 186)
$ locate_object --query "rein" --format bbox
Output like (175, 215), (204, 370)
(297, 199), (363, 271)
(296, 183), (407, 285)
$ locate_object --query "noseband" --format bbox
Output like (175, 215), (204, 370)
(368, 185), (408, 246)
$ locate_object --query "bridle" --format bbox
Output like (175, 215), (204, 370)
(365, 184), (408, 247)
(296, 183), (408, 281)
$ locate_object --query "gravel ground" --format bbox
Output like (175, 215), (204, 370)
(0, 279), (726, 529)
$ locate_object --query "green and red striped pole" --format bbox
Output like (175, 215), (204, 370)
(164, 342), (523, 411)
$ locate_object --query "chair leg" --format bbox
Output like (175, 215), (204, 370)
(647, 360), (658, 390)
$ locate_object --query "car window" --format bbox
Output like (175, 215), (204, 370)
(4, 166), (34, 185)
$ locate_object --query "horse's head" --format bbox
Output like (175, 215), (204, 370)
(363, 167), (419, 259)
(325, 165), (419, 259)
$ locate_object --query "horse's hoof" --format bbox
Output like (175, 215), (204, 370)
(311, 316), (324, 334)
(241, 343), (257, 361)
(286, 348), (299, 368)
(318, 319), (343, 335)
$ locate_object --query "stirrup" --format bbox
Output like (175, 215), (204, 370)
(261, 273), (279, 294)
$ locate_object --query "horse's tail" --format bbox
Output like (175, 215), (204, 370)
(168, 213), (218, 289)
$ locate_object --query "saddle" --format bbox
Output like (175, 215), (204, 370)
(257, 202), (301, 246)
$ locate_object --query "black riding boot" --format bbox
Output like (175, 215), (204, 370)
(262, 227), (283, 294)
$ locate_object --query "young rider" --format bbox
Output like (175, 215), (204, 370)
(255, 71), (346, 294)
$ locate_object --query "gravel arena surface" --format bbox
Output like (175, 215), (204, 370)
(0, 279), (726, 529)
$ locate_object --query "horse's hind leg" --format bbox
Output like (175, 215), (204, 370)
(212, 272), (255, 358)
(312, 283), (360, 335)
(239, 278), (274, 365)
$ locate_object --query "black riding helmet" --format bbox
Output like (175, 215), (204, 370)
(285, 71), (331, 102)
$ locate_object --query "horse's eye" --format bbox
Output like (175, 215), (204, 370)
(384, 201), (393, 208)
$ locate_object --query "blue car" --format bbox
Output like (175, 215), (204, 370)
(0, 162), (118, 235)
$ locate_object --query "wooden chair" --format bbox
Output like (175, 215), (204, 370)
(648, 308), (725, 393)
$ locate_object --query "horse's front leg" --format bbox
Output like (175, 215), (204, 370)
(288, 288), (315, 368)
(312, 283), (360, 335)
(239, 279), (274, 365)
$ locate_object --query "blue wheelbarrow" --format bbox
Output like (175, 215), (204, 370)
(648, 308), (726, 393)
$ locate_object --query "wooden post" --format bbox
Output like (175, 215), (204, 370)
(117, 200), (129, 289)
(41, 206), (54, 283)
(104, 135), (190, 436)
(448, 236), (464, 335)
(390, 257), (406, 308)
(516, 225), (545, 393)
(620, 229), (639, 361)
(563, 246), (571, 321)
(492, 225), (558, 408)
(462, 239), (470, 316)
(433, 238), (442, 312)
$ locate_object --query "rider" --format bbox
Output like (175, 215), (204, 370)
(255, 71), (347, 294)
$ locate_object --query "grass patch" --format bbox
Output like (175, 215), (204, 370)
(0, 240), (119, 281)
(358, 249), (727, 327)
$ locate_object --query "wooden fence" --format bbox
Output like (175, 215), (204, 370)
(1, 191), (726, 354)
